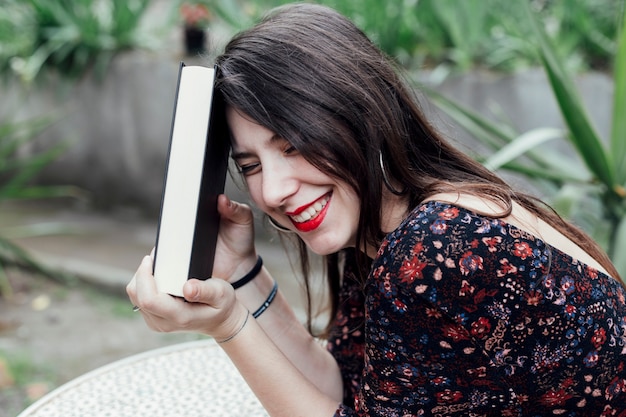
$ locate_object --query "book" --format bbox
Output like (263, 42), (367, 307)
(153, 62), (230, 297)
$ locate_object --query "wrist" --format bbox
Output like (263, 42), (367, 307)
(230, 255), (263, 289)
(214, 303), (250, 343)
(217, 309), (250, 343)
(252, 280), (278, 318)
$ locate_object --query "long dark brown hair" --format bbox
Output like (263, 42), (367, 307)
(215, 3), (620, 334)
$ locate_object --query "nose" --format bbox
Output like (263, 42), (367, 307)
(261, 158), (299, 209)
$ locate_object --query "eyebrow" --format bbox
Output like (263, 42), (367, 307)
(231, 134), (283, 160)
(230, 150), (254, 161)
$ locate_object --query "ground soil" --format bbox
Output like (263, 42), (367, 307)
(0, 270), (198, 417)
(0, 199), (316, 417)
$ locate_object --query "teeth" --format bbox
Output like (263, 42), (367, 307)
(291, 195), (329, 223)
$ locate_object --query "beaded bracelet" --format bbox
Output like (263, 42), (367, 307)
(231, 256), (263, 289)
(217, 311), (250, 344)
(252, 280), (278, 319)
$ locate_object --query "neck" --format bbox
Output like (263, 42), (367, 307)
(365, 192), (409, 258)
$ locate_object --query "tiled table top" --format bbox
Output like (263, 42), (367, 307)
(17, 339), (267, 417)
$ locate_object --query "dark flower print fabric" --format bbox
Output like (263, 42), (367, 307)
(330, 201), (626, 416)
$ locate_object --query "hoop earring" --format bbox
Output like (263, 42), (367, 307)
(379, 152), (406, 195)
(267, 216), (293, 233)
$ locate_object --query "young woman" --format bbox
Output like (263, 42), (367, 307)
(127, 3), (626, 416)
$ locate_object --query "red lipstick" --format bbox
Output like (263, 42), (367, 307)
(287, 193), (331, 232)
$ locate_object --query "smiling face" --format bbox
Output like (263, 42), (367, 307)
(227, 106), (361, 256)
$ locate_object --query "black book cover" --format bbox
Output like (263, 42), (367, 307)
(153, 63), (230, 296)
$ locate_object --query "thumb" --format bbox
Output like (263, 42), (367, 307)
(182, 277), (234, 307)
(218, 194), (253, 227)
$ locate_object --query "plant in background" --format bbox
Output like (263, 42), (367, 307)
(187, 0), (279, 33)
(172, 0), (620, 74)
(0, 1), (33, 79)
(0, 0), (166, 83)
(180, 2), (212, 29)
(535, 0), (620, 71)
(180, 2), (212, 55)
(526, 0), (626, 277)
(0, 115), (80, 297)
(0, 348), (57, 415)
(427, 1), (626, 279)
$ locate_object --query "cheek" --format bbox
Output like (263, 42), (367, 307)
(245, 178), (266, 209)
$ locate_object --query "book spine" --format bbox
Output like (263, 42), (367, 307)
(153, 61), (186, 277)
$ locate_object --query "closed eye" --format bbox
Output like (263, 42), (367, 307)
(232, 138), (297, 176)
(237, 162), (260, 176)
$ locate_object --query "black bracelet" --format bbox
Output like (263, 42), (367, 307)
(252, 280), (278, 319)
(231, 256), (263, 289)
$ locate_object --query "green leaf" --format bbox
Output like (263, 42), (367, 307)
(611, 12), (626, 186)
(0, 236), (76, 286)
(542, 55), (615, 186)
(483, 128), (562, 171)
(425, 87), (516, 148)
(0, 222), (83, 239)
(523, 2), (615, 191)
(0, 185), (86, 200)
(612, 215), (626, 282)
(495, 160), (589, 185)
(0, 140), (68, 198)
(0, 262), (13, 298)
(426, 86), (590, 184)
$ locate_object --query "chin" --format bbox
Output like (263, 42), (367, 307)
(307, 247), (337, 256)
(301, 234), (353, 256)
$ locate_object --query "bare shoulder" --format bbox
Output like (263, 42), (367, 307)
(422, 192), (609, 275)
(423, 192), (544, 230)
(422, 192), (509, 216)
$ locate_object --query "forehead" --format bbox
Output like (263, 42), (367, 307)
(226, 106), (276, 148)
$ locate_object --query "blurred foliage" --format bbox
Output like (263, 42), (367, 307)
(0, 0), (173, 83)
(428, 1), (626, 280)
(198, 0), (622, 72)
(0, 116), (73, 201)
(1, 0), (623, 280)
(0, 349), (57, 414)
(0, 115), (80, 296)
(2, 0), (620, 81)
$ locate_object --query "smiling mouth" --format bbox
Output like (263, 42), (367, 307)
(289, 194), (330, 224)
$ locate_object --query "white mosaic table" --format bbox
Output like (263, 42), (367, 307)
(17, 339), (268, 417)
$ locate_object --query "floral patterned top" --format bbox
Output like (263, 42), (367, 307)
(328, 201), (626, 416)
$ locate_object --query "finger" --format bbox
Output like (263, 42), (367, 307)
(183, 277), (234, 308)
(133, 255), (172, 313)
(126, 259), (144, 305)
(126, 271), (137, 302)
(134, 255), (154, 288)
(218, 194), (253, 226)
(140, 297), (190, 332)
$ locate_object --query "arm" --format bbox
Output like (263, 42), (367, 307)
(129, 255), (342, 417)
(219, 302), (341, 417)
(226, 260), (343, 401)
(127, 194), (343, 413)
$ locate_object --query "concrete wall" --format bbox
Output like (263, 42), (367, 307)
(430, 69), (613, 149)
(0, 52), (614, 216)
(1, 52), (219, 214)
